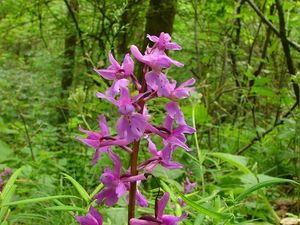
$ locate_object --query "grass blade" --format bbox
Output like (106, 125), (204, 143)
(1, 195), (80, 207)
(1, 167), (23, 201)
(45, 205), (86, 212)
(208, 152), (252, 174)
(62, 173), (91, 203)
(177, 191), (230, 220)
(90, 183), (104, 199)
(235, 178), (299, 203)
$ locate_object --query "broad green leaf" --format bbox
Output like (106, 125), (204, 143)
(208, 152), (252, 174)
(62, 173), (91, 203)
(234, 178), (299, 203)
(1, 195), (79, 207)
(0, 140), (13, 159)
(45, 205), (86, 212)
(177, 191), (230, 220)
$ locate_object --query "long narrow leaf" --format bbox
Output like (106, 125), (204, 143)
(1, 195), (79, 207)
(63, 173), (90, 203)
(235, 178), (299, 203)
(45, 205), (86, 212)
(90, 183), (104, 199)
(1, 167), (23, 201)
(0, 185), (16, 220)
(177, 191), (230, 220)
(208, 152), (252, 174)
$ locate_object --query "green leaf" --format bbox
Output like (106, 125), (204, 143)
(0, 140), (13, 159)
(1, 167), (23, 202)
(235, 178), (299, 203)
(45, 205), (86, 212)
(90, 183), (104, 199)
(0, 185), (16, 220)
(177, 191), (230, 220)
(1, 195), (80, 207)
(0, 221), (8, 225)
(208, 152), (252, 174)
(62, 173), (91, 203)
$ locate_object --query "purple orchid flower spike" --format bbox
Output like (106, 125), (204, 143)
(147, 32), (182, 51)
(138, 138), (182, 172)
(94, 52), (134, 97)
(130, 192), (187, 225)
(95, 150), (146, 206)
(76, 206), (103, 225)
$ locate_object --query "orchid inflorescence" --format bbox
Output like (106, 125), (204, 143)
(76, 32), (196, 225)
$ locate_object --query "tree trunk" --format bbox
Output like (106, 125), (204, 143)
(117, 0), (147, 54)
(137, 0), (177, 81)
(59, 0), (79, 123)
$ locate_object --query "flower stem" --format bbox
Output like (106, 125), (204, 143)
(128, 140), (140, 224)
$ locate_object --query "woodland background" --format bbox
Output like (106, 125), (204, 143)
(0, 0), (299, 224)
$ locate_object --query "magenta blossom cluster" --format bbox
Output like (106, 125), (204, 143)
(76, 32), (195, 225)
(0, 168), (12, 192)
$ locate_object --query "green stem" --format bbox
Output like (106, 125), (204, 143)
(192, 105), (205, 194)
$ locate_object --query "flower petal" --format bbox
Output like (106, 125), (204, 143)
(157, 192), (169, 219)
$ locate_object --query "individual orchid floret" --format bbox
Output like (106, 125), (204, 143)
(130, 192), (187, 225)
(184, 177), (197, 194)
(95, 151), (147, 206)
(97, 87), (153, 143)
(144, 71), (171, 97)
(168, 78), (196, 100)
(77, 115), (110, 164)
(147, 32), (182, 51)
(130, 45), (183, 73)
(156, 109), (195, 152)
(165, 102), (186, 126)
(138, 138), (182, 172)
(94, 52), (134, 97)
(178, 177), (197, 207)
(76, 206), (103, 225)
(95, 52), (134, 81)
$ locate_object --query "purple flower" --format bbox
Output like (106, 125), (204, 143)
(130, 192), (187, 225)
(145, 71), (171, 97)
(77, 115), (112, 164)
(184, 177), (197, 194)
(76, 206), (103, 225)
(168, 78), (196, 100)
(130, 45), (183, 73)
(147, 32), (182, 51)
(94, 52), (134, 97)
(138, 138), (182, 172)
(159, 103), (195, 151)
(97, 87), (152, 143)
(95, 151), (147, 206)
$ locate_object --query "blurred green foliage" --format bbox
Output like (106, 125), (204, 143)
(0, 0), (299, 224)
